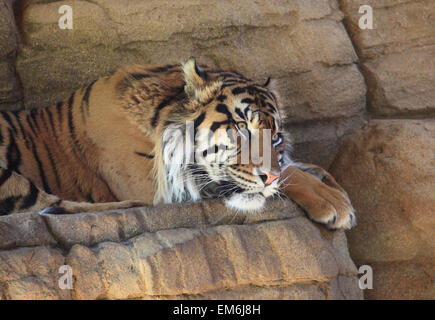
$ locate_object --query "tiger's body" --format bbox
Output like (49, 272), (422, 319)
(0, 58), (356, 230)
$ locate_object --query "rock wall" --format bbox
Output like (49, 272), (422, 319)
(0, 200), (362, 300)
(340, 0), (435, 117)
(332, 0), (435, 300)
(330, 120), (434, 300)
(0, 0), (22, 110)
(0, 0), (434, 299)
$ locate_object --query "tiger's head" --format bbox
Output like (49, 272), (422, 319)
(160, 58), (287, 212)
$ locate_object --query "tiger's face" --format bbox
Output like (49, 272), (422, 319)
(173, 58), (285, 212)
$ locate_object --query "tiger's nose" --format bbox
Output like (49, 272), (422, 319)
(259, 171), (280, 185)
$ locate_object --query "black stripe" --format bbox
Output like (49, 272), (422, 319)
(202, 145), (220, 158)
(235, 107), (245, 120)
(266, 102), (277, 113)
(11, 111), (30, 149)
(220, 83), (236, 90)
(217, 94), (227, 102)
(67, 92), (87, 161)
(45, 107), (54, 130)
(67, 93), (79, 144)
(2, 112), (18, 135)
(29, 139), (52, 194)
(86, 193), (95, 203)
(241, 98), (255, 104)
(26, 114), (37, 135)
(243, 106), (250, 118)
(39, 107), (49, 131)
(81, 80), (96, 122)
(30, 109), (40, 132)
(231, 87), (245, 95)
(19, 182), (39, 210)
(216, 104), (233, 120)
(0, 169), (12, 187)
(148, 65), (177, 73)
(150, 86), (184, 127)
(44, 107), (59, 143)
(151, 98), (173, 127)
(135, 151), (154, 159)
(193, 112), (206, 132)
(0, 195), (22, 215)
(6, 129), (21, 171)
(210, 120), (229, 133)
(43, 141), (61, 189)
(130, 73), (151, 80)
(56, 101), (63, 129)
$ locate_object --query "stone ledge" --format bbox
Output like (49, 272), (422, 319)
(0, 199), (363, 300)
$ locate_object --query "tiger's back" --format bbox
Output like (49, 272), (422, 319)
(0, 65), (172, 209)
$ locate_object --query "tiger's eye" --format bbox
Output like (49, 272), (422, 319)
(272, 133), (279, 140)
(237, 122), (247, 130)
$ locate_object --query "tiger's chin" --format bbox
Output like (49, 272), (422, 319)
(224, 193), (266, 212)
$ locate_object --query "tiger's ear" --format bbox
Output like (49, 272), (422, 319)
(262, 76), (285, 119)
(183, 57), (208, 100)
(263, 76), (278, 90)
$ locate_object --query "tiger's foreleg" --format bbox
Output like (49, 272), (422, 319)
(279, 163), (357, 230)
(0, 168), (147, 215)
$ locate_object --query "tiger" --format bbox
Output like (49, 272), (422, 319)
(0, 57), (356, 230)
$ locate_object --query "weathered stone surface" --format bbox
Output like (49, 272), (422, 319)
(0, 0), (22, 109)
(188, 284), (327, 300)
(0, 61), (22, 110)
(365, 260), (435, 300)
(0, 0), (17, 58)
(286, 115), (366, 168)
(0, 212), (56, 250)
(41, 199), (300, 249)
(362, 47), (435, 117)
(16, 0), (364, 124)
(330, 119), (435, 299)
(340, 0), (435, 117)
(0, 246), (70, 300)
(340, 0), (435, 59)
(278, 64), (366, 123)
(0, 199), (363, 300)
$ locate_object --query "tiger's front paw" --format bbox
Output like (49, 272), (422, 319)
(303, 183), (357, 230)
(281, 166), (357, 230)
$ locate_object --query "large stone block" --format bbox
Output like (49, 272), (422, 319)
(340, 0), (435, 117)
(330, 119), (435, 299)
(0, 246), (70, 299)
(362, 47), (435, 117)
(340, 0), (435, 58)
